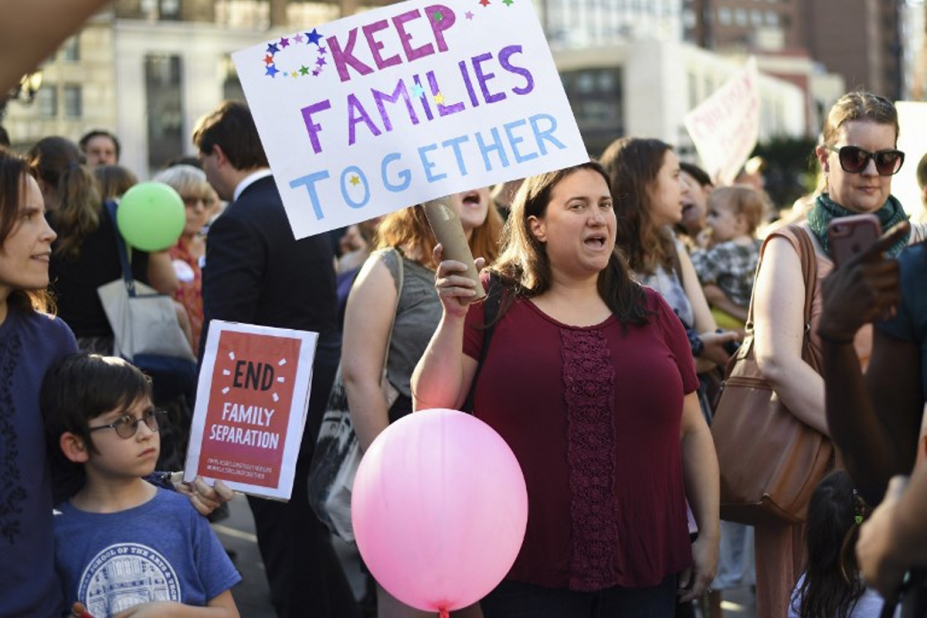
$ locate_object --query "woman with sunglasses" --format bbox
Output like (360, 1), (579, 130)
(747, 91), (922, 618)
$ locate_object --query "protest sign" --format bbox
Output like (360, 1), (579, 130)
(895, 101), (927, 218)
(232, 0), (588, 239)
(684, 57), (760, 186)
(184, 320), (318, 500)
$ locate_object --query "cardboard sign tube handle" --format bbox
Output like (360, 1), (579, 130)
(423, 197), (486, 301)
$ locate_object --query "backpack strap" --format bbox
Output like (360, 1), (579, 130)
(461, 272), (503, 413)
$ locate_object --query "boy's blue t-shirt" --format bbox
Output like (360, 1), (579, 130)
(54, 488), (240, 617)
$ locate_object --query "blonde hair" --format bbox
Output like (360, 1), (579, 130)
(152, 164), (213, 202)
(708, 185), (771, 236)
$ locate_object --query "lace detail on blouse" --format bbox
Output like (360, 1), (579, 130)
(561, 328), (618, 591)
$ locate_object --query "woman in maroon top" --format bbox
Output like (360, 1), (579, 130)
(412, 161), (720, 617)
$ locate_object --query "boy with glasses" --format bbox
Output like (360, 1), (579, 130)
(41, 353), (240, 618)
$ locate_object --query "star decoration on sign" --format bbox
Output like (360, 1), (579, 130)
(411, 83), (425, 98)
(434, 92), (445, 105)
(307, 28), (324, 45)
(465, 11), (474, 19)
(349, 175), (361, 186)
(432, 9), (444, 21)
(502, 0), (513, 6)
(263, 27), (327, 78)
(479, 0), (490, 6)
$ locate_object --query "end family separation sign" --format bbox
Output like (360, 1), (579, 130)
(183, 321), (318, 500)
(232, 0), (588, 239)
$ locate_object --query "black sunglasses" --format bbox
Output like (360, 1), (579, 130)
(828, 145), (905, 176)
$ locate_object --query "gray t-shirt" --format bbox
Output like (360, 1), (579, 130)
(377, 248), (442, 399)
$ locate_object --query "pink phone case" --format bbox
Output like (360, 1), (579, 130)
(827, 214), (881, 267)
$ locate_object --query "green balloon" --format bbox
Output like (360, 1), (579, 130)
(116, 182), (186, 252)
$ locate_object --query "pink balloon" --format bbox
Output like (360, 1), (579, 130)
(352, 409), (528, 614)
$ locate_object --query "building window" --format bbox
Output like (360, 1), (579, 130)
(62, 35), (80, 61)
(160, 0), (181, 19)
(751, 9), (763, 25)
(37, 87), (57, 118)
(64, 85), (82, 118)
(735, 8), (748, 26)
(718, 7), (732, 24)
(765, 10), (780, 25)
(145, 54), (184, 170)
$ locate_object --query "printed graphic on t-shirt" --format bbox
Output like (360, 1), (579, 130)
(78, 543), (181, 615)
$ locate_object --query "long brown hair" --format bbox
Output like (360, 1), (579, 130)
(374, 193), (503, 269)
(601, 137), (677, 276)
(491, 161), (651, 325)
(27, 137), (101, 260)
(0, 150), (52, 312)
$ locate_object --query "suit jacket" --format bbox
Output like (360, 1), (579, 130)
(202, 175), (337, 338)
(201, 175), (339, 454)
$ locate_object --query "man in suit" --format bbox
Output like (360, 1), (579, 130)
(193, 100), (360, 618)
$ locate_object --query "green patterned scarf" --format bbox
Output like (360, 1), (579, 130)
(806, 193), (910, 258)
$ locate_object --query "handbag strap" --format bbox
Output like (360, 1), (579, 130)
(741, 224), (819, 370)
(380, 248), (404, 389)
(104, 200), (139, 298)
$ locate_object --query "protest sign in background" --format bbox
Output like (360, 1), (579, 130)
(896, 101), (927, 219)
(684, 57), (760, 186)
(232, 0), (588, 239)
(184, 321), (318, 500)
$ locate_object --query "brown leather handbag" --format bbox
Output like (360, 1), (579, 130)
(710, 225), (835, 526)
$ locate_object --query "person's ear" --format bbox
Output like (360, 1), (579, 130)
(815, 144), (830, 174)
(211, 145), (229, 168)
(528, 215), (546, 243)
(59, 432), (90, 464)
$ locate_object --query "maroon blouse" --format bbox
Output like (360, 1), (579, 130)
(463, 286), (698, 590)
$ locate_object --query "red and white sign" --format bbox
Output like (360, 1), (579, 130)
(184, 320), (318, 500)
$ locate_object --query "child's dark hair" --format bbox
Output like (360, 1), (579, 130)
(41, 354), (153, 498)
(793, 470), (872, 618)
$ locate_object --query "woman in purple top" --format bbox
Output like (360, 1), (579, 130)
(0, 149), (79, 617)
(412, 162), (720, 617)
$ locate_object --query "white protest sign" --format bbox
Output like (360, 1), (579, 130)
(184, 320), (317, 501)
(895, 101), (927, 219)
(684, 57), (760, 186)
(232, 0), (588, 239)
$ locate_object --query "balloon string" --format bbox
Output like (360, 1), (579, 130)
(439, 609), (450, 618)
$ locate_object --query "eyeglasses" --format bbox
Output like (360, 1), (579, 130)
(828, 145), (905, 176)
(88, 408), (166, 439)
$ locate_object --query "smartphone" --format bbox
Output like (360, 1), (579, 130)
(827, 214), (882, 268)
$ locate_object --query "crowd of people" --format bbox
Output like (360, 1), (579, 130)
(1, 84), (927, 618)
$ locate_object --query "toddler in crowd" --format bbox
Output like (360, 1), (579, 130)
(690, 185), (767, 330)
(42, 353), (240, 618)
(789, 471), (895, 618)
